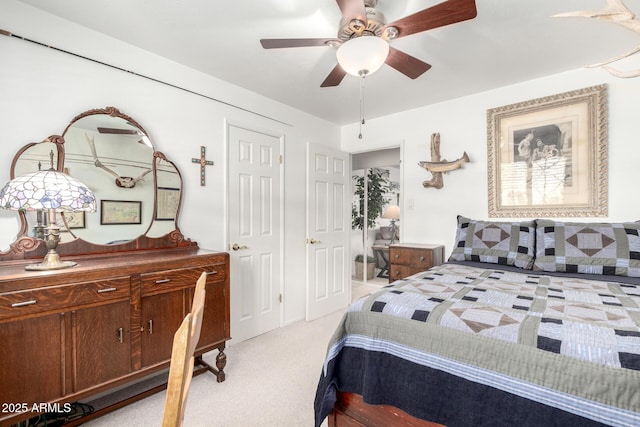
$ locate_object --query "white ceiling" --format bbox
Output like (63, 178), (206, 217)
(14, 0), (640, 125)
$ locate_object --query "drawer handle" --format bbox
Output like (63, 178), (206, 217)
(11, 300), (37, 308)
(206, 271), (218, 275)
(97, 287), (117, 293)
(117, 327), (124, 344)
(155, 279), (171, 284)
(419, 256), (425, 262)
(394, 254), (400, 259)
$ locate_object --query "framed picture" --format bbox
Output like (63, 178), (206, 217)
(487, 84), (608, 217)
(101, 200), (142, 225)
(156, 187), (180, 221)
(58, 211), (85, 230)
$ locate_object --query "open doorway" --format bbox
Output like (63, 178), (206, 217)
(351, 147), (401, 299)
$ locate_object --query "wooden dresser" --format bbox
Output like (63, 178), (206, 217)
(0, 248), (229, 426)
(388, 243), (444, 282)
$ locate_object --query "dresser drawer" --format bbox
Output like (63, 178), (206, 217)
(0, 277), (130, 320)
(410, 250), (434, 270)
(390, 247), (412, 265)
(388, 244), (444, 282)
(389, 265), (412, 282)
(140, 265), (224, 296)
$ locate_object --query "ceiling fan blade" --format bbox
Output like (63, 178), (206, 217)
(97, 127), (139, 135)
(260, 38), (339, 49)
(335, 0), (367, 25)
(320, 65), (347, 87)
(384, 0), (477, 39)
(385, 47), (431, 79)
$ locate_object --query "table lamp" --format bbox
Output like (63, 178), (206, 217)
(0, 169), (96, 270)
(382, 204), (400, 244)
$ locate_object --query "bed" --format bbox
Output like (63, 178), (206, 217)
(314, 217), (640, 427)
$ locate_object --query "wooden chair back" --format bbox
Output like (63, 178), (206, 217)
(161, 271), (208, 427)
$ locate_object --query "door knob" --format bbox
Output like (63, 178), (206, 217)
(307, 238), (321, 244)
(231, 243), (248, 251)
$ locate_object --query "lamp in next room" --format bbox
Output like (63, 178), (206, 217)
(382, 204), (400, 245)
(0, 169), (96, 271)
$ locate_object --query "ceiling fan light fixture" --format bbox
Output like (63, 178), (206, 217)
(336, 36), (389, 77)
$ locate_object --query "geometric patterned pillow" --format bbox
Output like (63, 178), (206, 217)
(533, 219), (640, 277)
(448, 215), (536, 269)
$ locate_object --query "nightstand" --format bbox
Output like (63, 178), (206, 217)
(388, 243), (445, 282)
(371, 245), (390, 278)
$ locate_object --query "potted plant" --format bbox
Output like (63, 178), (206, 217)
(352, 169), (390, 231)
(354, 254), (376, 280)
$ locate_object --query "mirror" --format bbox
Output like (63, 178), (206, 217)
(0, 107), (189, 260)
(61, 107), (156, 244)
(146, 154), (182, 238)
(0, 136), (65, 252)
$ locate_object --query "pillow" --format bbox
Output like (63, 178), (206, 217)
(448, 215), (536, 269)
(534, 220), (640, 277)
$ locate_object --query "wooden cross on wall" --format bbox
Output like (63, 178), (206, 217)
(192, 146), (214, 186)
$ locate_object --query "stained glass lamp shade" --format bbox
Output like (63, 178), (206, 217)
(0, 169), (96, 270)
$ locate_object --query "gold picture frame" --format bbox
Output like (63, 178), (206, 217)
(487, 84), (608, 217)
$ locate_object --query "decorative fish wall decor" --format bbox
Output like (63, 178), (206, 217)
(418, 133), (469, 189)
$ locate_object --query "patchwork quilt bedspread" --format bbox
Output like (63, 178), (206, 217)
(314, 263), (640, 427)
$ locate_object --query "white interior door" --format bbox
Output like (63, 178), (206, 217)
(228, 125), (282, 343)
(306, 143), (350, 321)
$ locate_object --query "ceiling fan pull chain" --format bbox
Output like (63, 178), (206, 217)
(359, 74), (365, 139)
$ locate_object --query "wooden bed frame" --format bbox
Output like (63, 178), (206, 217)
(328, 391), (444, 427)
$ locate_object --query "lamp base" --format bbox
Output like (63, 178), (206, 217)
(25, 251), (77, 271)
(25, 260), (77, 271)
(389, 220), (398, 245)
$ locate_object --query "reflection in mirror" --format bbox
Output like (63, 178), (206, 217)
(1, 137), (64, 252)
(15, 141), (63, 240)
(62, 108), (155, 244)
(146, 154), (182, 238)
(0, 211), (21, 252)
(13, 141), (61, 177)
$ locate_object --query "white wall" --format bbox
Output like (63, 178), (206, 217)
(0, 1), (341, 325)
(341, 67), (640, 257)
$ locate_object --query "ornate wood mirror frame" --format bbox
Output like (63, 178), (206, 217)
(0, 107), (196, 262)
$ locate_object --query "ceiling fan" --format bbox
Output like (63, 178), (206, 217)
(97, 126), (152, 146)
(260, 0), (478, 87)
(97, 127), (140, 135)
